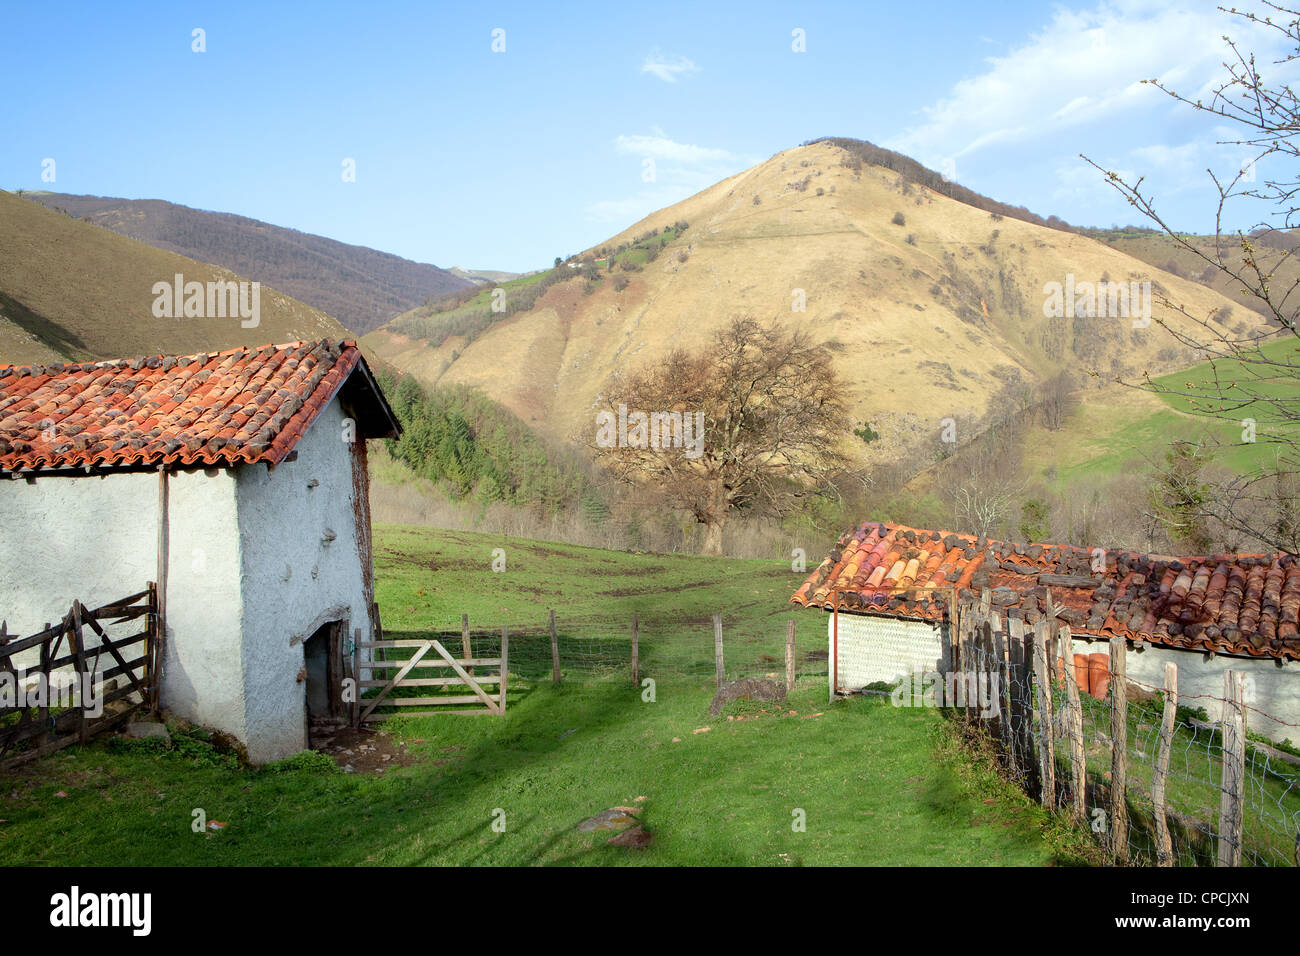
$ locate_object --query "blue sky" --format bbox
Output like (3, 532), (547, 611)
(1, 1), (1292, 272)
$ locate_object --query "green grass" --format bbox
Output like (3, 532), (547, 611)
(0, 684), (1088, 866)
(0, 524), (1095, 866)
(1025, 337), (1299, 491)
(373, 523), (814, 684)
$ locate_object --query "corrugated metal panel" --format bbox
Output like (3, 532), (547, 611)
(830, 612), (944, 692)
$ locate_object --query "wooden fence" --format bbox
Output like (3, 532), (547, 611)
(352, 611), (806, 723)
(0, 586), (157, 769)
(948, 588), (1297, 867)
(354, 619), (508, 723)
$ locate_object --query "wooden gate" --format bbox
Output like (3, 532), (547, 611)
(354, 627), (508, 724)
(0, 587), (157, 769)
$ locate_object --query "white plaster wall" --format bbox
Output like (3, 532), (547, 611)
(234, 398), (373, 763)
(0, 468), (247, 743)
(829, 611), (946, 691)
(1067, 636), (1299, 746)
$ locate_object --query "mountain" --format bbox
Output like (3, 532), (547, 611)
(363, 139), (1260, 464)
(448, 266), (529, 285)
(24, 191), (473, 335)
(0, 189), (350, 365)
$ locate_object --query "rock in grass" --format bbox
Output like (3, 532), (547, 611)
(577, 808), (638, 833)
(607, 824), (652, 848)
(125, 721), (170, 743)
(708, 677), (786, 716)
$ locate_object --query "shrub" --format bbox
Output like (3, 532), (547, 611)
(263, 749), (340, 774)
(892, 211), (906, 226)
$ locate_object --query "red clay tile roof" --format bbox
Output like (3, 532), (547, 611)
(0, 340), (397, 474)
(791, 522), (1300, 662)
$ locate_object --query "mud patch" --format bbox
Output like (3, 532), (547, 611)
(314, 726), (415, 775)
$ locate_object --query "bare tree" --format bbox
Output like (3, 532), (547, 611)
(1084, 2), (1300, 553)
(594, 317), (853, 555)
(1038, 370), (1076, 431)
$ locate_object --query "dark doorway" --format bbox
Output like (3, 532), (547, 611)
(303, 620), (345, 745)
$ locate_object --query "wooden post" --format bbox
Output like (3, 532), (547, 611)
(498, 625), (509, 717)
(992, 620), (1012, 761)
(1058, 625), (1086, 826)
(69, 605), (90, 746)
(785, 620), (796, 693)
(549, 609), (560, 684)
(1006, 617), (1027, 779)
(38, 620), (51, 746)
(631, 614), (640, 686)
(1109, 636), (1129, 863)
(1217, 670), (1245, 867)
(461, 613), (473, 678)
(351, 627), (361, 729)
(1032, 620), (1056, 810)
(713, 613), (725, 688)
(979, 620), (997, 735)
(1152, 660), (1178, 866)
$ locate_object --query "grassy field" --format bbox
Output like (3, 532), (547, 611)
(0, 683), (1090, 866)
(373, 522), (816, 684)
(0, 525), (1095, 866)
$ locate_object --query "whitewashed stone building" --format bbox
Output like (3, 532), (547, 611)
(0, 340), (400, 762)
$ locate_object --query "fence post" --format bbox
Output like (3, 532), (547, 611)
(713, 614), (725, 688)
(979, 619), (997, 737)
(549, 609), (560, 684)
(1032, 620), (1056, 810)
(1058, 625), (1086, 826)
(351, 627), (361, 729)
(1006, 617), (1026, 781)
(1109, 636), (1129, 863)
(631, 614), (640, 686)
(1152, 660), (1178, 866)
(1217, 670), (1245, 867)
(992, 619), (1012, 761)
(69, 605), (90, 745)
(37, 620), (51, 745)
(461, 613), (473, 678)
(498, 625), (509, 717)
(785, 620), (796, 693)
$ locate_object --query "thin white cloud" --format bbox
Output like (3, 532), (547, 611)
(641, 51), (700, 83)
(588, 132), (752, 224)
(886, 0), (1291, 169)
(614, 134), (734, 164)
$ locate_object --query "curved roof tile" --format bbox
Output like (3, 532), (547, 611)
(0, 339), (396, 474)
(790, 521), (1300, 662)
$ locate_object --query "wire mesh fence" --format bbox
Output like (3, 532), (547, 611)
(377, 612), (828, 688)
(950, 592), (1300, 867)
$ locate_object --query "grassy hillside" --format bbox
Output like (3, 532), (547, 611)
(1022, 336), (1300, 490)
(376, 371), (606, 519)
(0, 190), (350, 365)
(365, 140), (1258, 459)
(25, 191), (473, 336)
(1086, 225), (1298, 325)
